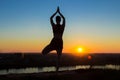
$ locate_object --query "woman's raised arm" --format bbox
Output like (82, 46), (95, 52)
(50, 9), (57, 26)
(57, 7), (65, 27)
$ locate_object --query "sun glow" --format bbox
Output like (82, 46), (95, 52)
(77, 47), (83, 53)
(74, 46), (87, 56)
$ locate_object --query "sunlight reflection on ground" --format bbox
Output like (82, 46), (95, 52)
(0, 64), (119, 75)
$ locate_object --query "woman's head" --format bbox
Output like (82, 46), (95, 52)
(56, 16), (61, 24)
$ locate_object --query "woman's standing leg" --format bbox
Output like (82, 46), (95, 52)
(56, 49), (62, 72)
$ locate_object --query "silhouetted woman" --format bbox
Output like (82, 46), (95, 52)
(42, 7), (65, 71)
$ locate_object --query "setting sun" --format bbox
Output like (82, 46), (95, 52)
(77, 47), (83, 53)
(73, 47), (87, 56)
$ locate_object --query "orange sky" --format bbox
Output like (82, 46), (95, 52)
(0, 36), (120, 53)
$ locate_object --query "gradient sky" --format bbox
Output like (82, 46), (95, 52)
(0, 0), (120, 53)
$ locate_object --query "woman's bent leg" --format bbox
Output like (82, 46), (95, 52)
(42, 45), (53, 55)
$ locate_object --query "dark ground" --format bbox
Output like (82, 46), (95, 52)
(0, 53), (120, 80)
(0, 69), (120, 80)
(0, 53), (120, 69)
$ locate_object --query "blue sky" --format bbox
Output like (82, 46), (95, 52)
(0, 0), (120, 53)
